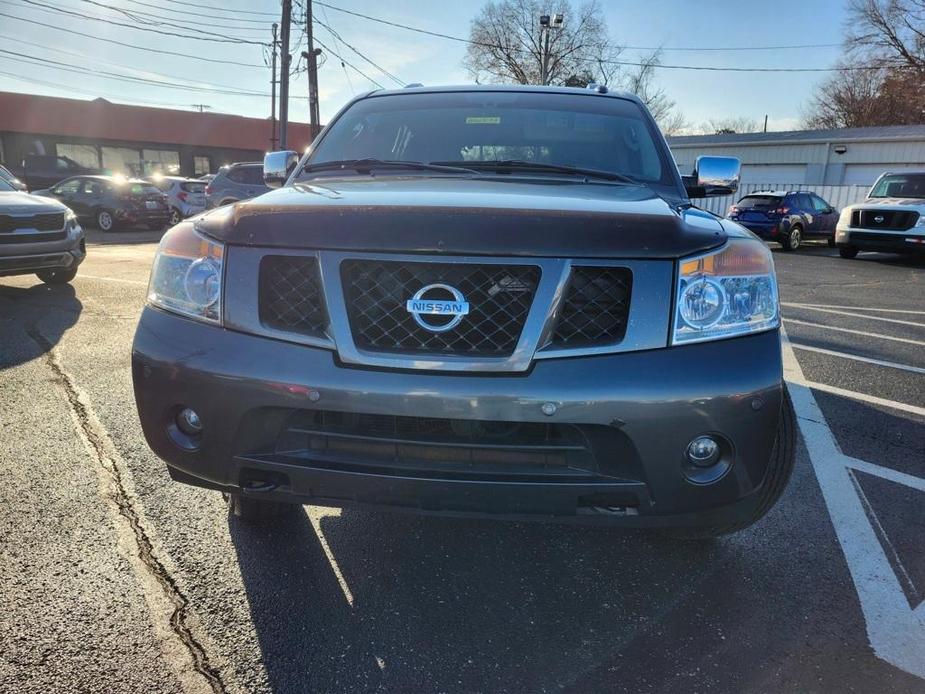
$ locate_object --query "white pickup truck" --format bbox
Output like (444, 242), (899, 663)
(835, 171), (925, 259)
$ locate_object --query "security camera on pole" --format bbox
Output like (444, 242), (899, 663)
(538, 13), (563, 85)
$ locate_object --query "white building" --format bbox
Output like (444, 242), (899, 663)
(668, 125), (925, 187)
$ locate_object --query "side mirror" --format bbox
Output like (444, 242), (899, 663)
(684, 156), (741, 199)
(263, 150), (299, 188)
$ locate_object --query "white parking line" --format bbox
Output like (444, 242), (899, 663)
(797, 379), (925, 418)
(782, 303), (925, 329)
(783, 318), (925, 347)
(789, 343), (925, 375)
(77, 274), (148, 286)
(783, 331), (925, 680)
(307, 508), (355, 607)
(786, 303), (925, 316)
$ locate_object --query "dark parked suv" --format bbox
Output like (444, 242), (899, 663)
(133, 85), (793, 537)
(34, 176), (170, 231)
(727, 190), (839, 250)
(204, 162), (269, 209)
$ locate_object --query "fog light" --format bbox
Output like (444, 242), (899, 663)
(686, 436), (720, 467)
(176, 408), (202, 436)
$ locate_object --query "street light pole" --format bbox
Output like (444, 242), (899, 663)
(279, 0), (292, 150)
(538, 13), (563, 86)
(271, 22), (278, 150)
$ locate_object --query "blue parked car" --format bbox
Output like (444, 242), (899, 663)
(727, 190), (839, 251)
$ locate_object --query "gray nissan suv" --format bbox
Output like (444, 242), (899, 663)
(132, 86), (794, 537)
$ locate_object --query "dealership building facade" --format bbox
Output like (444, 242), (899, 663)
(0, 91), (314, 178)
(669, 125), (925, 187)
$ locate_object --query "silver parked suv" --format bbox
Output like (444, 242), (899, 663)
(149, 176), (207, 226)
(0, 177), (85, 284)
(204, 162), (269, 209)
(132, 85), (794, 537)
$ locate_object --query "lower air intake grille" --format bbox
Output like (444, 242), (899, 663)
(259, 255), (327, 336)
(550, 266), (632, 347)
(341, 259), (540, 356)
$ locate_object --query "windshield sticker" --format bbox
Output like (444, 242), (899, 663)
(466, 116), (501, 125)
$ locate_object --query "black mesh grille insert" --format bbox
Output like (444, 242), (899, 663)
(853, 209), (919, 231)
(0, 213), (65, 233)
(341, 260), (540, 356)
(550, 266), (632, 347)
(259, 256), (328, 336)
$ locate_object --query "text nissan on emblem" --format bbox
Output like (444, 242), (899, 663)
(406, 283), (470, 332)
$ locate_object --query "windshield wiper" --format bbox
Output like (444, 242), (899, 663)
(301, 158), (479, 176)
(431, 159), (639, 184)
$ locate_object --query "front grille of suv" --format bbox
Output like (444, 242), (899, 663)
(550, 267), (632, 347)
(340, 259), (540, 356)
(258, 255), (328, 336)
(0, 212), (65, 234)
(851, 209), (919, 231)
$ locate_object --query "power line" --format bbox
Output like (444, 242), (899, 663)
(75, 0), (269, 40)
(0, 10), (267, 67)
(122, 0), (273, 25)
(0, 34), (268, 95)
(313, 36), (384, 89)
(155, 0), (278, 17)
(14, 0), (268, 46)
(0, 48), (310, 100)
(319, 3), (355, 95)
(311, 1), (869, 72)
(314, 17), (404, 86)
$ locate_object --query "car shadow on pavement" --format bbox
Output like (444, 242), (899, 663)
(228, 507), (723, 692)
(0, 282), (82, 370)
(83, 228), (166, 246)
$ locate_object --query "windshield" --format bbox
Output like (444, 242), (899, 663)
(869, 173), (925, 199)
(306, 91), (673, 186)
(0, 178), (14, 192)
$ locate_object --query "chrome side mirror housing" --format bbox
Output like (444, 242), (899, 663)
(263, 150), (299, 188)
(684, 156), (741, 198)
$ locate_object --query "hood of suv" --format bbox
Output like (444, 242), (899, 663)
(858, 197), (925, 209)
(0, 191), (69, 214)
(194, 176), (729, 259)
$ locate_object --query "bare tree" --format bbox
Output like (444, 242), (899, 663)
(847, 0), (925, 72)
(803, 0), (925, 127)
(463, 2), (685, 131)
(463, 0), (618, 86)
(695, 116), (761, 135)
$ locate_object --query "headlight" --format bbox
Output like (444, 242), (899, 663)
(838, 207), (853, 226)
(147, 223), (223, 324)
(65, 208), (80, 231)
(673, 240), (779, 345)
(916, 216), (925, 227)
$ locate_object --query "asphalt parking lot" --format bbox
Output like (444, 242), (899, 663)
(1, 232), (923, 693)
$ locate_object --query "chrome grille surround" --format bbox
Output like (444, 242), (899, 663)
(226, 248), (674, 373)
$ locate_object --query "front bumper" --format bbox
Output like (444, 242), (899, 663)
(0, 228), (86, 277)
(132, 307), (785, 527)
(836, 226), (925, 254)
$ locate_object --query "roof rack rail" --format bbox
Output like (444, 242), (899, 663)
(404, 83), (424, 88)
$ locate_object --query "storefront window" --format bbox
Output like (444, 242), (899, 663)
(102, 146), (142, 176)
(193, 156), (212, 176)
(56, 143), (100, 169)
(143, 149), (180, 175)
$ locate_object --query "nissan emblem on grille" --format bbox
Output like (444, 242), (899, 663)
(406, 283), (470, 332)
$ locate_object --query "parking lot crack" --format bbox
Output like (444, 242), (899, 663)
(25, 326), (227, 694)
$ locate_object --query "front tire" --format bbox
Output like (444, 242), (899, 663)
(827, 235), (836, 248)
(666, 389), (796, 540)
(781, 225), (802, 251)
(839, 245), (859, 259)
(96, 209), (115, 232)
(37, 266), (78, 285)
(224, 492), (301, 522)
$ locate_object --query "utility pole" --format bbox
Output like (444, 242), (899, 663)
(279, 0), (292, 150)
(304, 0), (321, 137)
(270, 23), (279, 150)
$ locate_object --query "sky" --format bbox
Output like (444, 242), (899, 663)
(0, 0), (849, 133)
